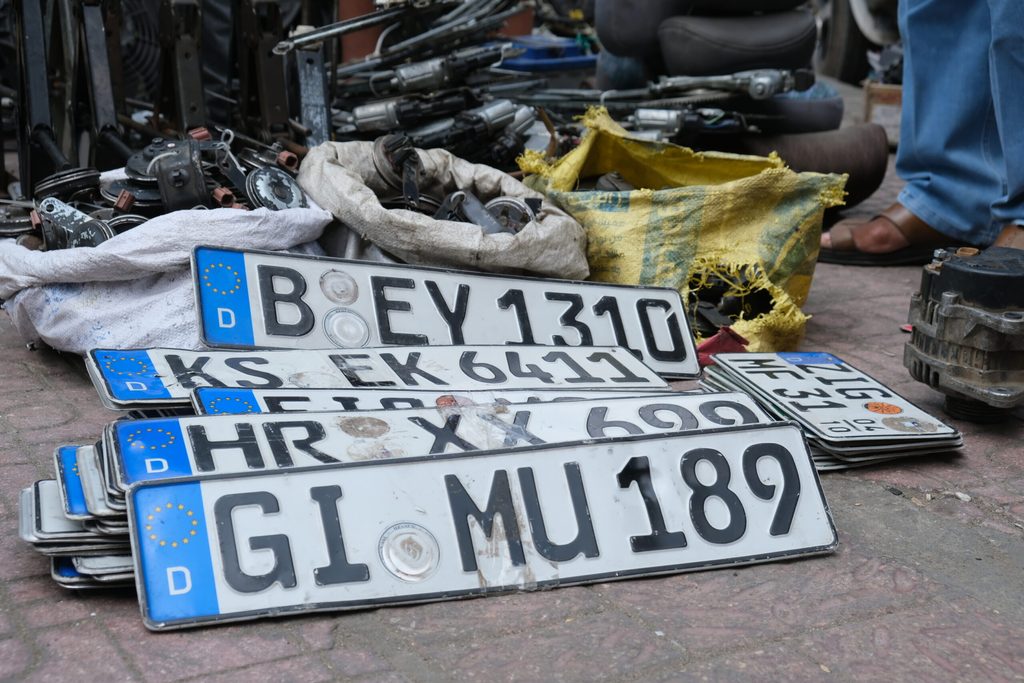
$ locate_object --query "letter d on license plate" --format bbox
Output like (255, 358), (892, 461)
(192, 247), (699, 378)
(129, 423), (836, 630)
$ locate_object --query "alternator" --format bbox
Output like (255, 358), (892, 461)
(905, 246), (1024, 422)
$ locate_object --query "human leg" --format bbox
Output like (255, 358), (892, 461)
(986, 0), (1024, 230)
(821, 0), (1000, 262)
(894, 0), (1003, 245)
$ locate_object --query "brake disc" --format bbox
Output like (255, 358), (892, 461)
(0, 204), (35, 237)
(33, 167), (102, 201)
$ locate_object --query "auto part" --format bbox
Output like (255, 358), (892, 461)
(905, 247), (1024, 422)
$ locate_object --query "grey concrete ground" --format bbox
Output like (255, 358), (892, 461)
(1, 85), (1022, 681)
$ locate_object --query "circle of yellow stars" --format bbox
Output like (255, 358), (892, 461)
(102, 355), (149, 376)
(125, 426), (177, 451)
(201, 262), (242, 296)
(146, 502), (199, 548)
(208, 396), (256, 414)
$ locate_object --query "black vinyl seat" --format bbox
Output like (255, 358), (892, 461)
(658, 10), (818, 76)
(595, 0), (815, 74)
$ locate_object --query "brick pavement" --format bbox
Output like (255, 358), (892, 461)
(1, 257), (1022, 681)
(2, 84), (1023, 682)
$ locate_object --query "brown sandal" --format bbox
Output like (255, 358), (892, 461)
(819, 203), (958, 266)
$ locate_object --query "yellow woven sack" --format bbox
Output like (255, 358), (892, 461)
(520, 109), (848, 351)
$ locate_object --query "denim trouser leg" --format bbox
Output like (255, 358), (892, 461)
(895, 0), (1004, 244)
(987, 0), (1024, 227)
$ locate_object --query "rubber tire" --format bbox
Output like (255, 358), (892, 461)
(813, 0), (871, 84)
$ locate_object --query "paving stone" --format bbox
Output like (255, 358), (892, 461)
(0, 604), (12, 637)
(199, 654), (339, 683)
(0, 636), (34, 680)
(0, 533), (52, 581)
(345, 672), (414, 683)
(787, 599), (1024, 681)
(0, 463), (42, 518)
(286, 616), (341, 651)
(319, 642), (400, 679)
(4, 575), (65, 605)
(412, 610), (684, 682)
(591, 533), (936, 658)
(106, 613), (306, 683)
(11, 398), (115, 447)
(21, 594), (97, 629)
(23, 623), (134, 682)
(646, 643), (824, 682)
(382, 585), (604, 649)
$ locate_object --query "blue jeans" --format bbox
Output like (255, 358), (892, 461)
(896, 0), (1024, 244)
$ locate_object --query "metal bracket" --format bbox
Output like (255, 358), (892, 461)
(155, 0), (207, 132)
(237, 0), (290, 142)
(296, 42), (330, 147)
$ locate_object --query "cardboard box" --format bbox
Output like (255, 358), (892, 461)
(864, 82), (902, 147)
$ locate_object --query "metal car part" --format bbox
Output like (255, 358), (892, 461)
(244, 166), (309, 210)
(389, 44), (510, 93)
(296, 40), (330, 147)
(849, 0), (899, 46)
(594, 172), (635, 193)
(905, 247), (1024, 422)
(79, 0), (132, 167)
(372, 135), (424, 209)
(353, 91), (477, 133)
(100, 179), (162, 208)
(155, 0), (207, 132)
(237, 0), (289, 140)
(0, 203), (35, 236)
(631, 108), (685, 136)
(106, 214), (149, 233)
(484, 196), (536, 234)
(319, 222), (403, 264)
(37, 197), (115, 249)
(154, 140), (208, 211)
(408, 99), (518, 150)
(455, 190), (505, 234)
(272, 5), (409, 55)
(649, 69), (815, 101)
(32, 167), (102, 201)
(13, 0), (73, 196)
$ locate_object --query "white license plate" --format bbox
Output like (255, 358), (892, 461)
(87, 345), (668, 409)
(129, 423), (836, 630)
(192, 247), (699, 378)
(192, 387), (681, 415)
(712, 353), (958, 442)
(108, 392), (773, 488)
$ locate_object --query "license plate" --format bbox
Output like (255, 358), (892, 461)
(712, 353), (958, 442)
(129, 423), (836, 630)
(54, 446), (91, 521)
(192, 247), (699, 378)
(108, 392), (773, 488)
(192, 387), (680, 415)
(87, 345), (668, 409)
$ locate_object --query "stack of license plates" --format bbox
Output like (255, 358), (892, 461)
(20, 246), (840, 630)
(702, 352), (963, 469)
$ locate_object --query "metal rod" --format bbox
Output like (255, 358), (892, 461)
(272, 6), (409, 55)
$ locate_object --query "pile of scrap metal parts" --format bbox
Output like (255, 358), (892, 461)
(0, 0), (815, 250)
(905, 246), (1024, 423)
(371, 133), (540, 236)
